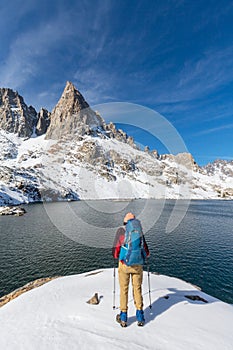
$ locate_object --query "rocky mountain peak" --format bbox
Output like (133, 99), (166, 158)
(45, 82), (104, 139)
(0, 88), (37, 138)
(60, 81), (89, 111)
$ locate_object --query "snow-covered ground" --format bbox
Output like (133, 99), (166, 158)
(0, 268), (232, 350)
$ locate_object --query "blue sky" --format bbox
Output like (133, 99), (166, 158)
(0, 0), (233, 165)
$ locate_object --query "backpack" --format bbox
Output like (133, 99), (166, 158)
(119, 219), (146, 266)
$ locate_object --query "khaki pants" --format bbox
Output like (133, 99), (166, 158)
(118, 261), (143, 312)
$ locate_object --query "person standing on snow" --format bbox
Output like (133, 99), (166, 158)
(112, 212), (150, 327)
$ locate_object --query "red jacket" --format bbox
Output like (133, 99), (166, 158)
(112, 226), (150, 261)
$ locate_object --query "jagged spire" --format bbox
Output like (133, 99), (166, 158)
(45, 82), (103, 139)
(0, 88), (37, 138)
(57, 81), (89, 113)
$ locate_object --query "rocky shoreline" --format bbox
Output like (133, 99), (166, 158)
(0, 206), (26, 216)
(0, 277), (59, 308)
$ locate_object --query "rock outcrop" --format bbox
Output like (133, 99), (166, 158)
(45, 82), (104, 139)
(0, 88), (38, 138)
(36, 108), (51, 136)
(0, 206), (26, 216)
(86, 293), (100, 305)
(0, 277), (58, 308)
(202, 159), (233, 177)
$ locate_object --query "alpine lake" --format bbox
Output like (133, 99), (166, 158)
(0, 199), (232, 304)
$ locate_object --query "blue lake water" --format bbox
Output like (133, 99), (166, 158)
(0, 200), (232, 304)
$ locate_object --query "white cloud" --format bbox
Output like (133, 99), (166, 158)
(73, 67), (119, 105)
(0, 0), (112, 90)
(0, 15), (72, 88)
(0, 1), (35, 31)
(195, 122), (233, 136)
(178, 47), (233, 91)
(155, 46), (233, 104)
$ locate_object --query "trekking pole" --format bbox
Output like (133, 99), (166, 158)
(146, 258), (152, 309)
(113, 259), (116, 310)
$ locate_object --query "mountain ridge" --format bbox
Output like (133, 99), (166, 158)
(0, 87), (38, 138)
(0, 82), (232, 205)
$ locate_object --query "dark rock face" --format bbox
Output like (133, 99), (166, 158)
(36, 108), (51, 136)
(0, 88), (38, 138)
(45, 81), (104, 139)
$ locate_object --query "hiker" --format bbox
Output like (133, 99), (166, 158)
(112, 212), (150, 327)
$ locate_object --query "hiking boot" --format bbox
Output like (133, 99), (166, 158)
(136, 310), (145, 326)
(116, 311), (127, 327)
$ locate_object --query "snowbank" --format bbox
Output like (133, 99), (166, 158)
(0, 269), (232, 350)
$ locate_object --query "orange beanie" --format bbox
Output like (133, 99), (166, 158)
(123, 212), (135, 223)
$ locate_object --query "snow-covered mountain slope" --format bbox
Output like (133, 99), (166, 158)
(0, 82), (232, 205)
(0, 269), (232, 350)
(0, 127), (232, 205)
